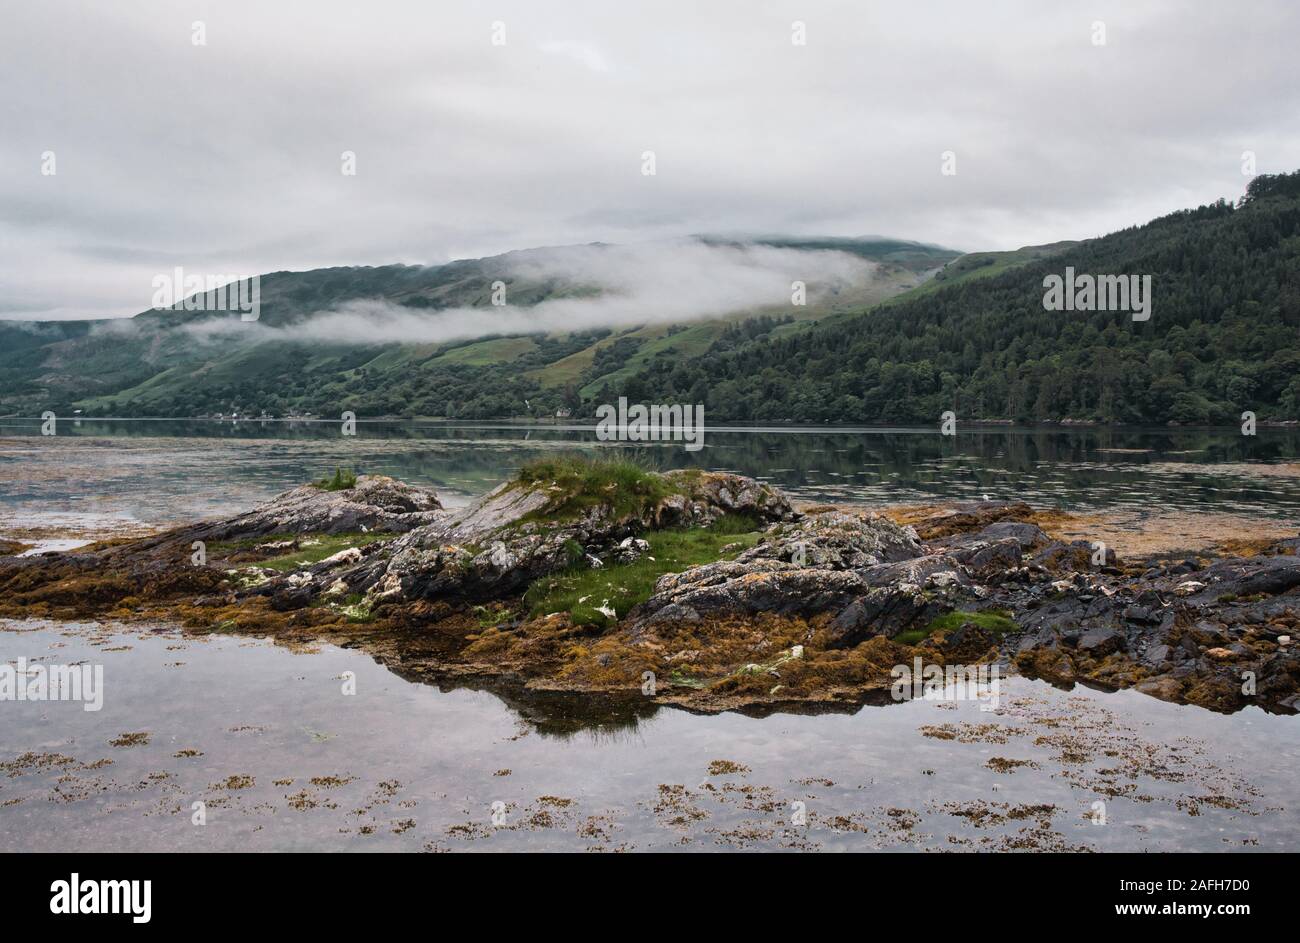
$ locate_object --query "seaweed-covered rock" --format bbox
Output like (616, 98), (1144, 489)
(904, 500), (1037, 540)
(5, 463), (1300, 718)
(0, 475), (444, 612)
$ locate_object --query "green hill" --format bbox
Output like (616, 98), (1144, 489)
(7, 173), (1298, 427)
(619, 172), (1300, 424)
(0, 237), (958, 420)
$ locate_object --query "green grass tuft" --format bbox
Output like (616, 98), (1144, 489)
(895, 609), (1017, 646)
(253, 533), (388, 572)
(313, 467), (358, 491)
(513, 454), (678, 523)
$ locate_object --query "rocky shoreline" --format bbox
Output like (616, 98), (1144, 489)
(1, 461), (1297, 715)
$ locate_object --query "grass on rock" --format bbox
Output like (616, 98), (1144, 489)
(211, 532), (389, 572)
(256, 533), (388, 572)
(894, 609), (1017, 646)
(513, 454), (678, 523)
(524, 513), (762, 628)
(313, 468), (358, 491)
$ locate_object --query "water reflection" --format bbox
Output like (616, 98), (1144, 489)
(3, 620), (1296, 852)
(3, 419), (1300, 533)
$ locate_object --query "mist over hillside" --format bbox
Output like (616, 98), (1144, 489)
(619, 172), (1300, 425)
(0, 235), (954, 418)
(4, 174), (1300, 425)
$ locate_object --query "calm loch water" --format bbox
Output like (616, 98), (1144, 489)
(2, 619), (1297, 852)
(3, 418), (1300, 537)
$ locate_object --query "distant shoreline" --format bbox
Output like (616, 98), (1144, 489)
(1, 414), (1299, 432)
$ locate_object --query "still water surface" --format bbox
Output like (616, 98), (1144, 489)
(2, 620), (1296, 852)
(3, 418), (1299, 536)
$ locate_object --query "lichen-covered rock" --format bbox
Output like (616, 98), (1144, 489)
(746, 511), (921, 569)
(659, 469), (797, 525)
(632, 512), (923, 630)
(0, 474), (444, 611)
(185, 474), (443, 544)
(825, 555), (977, 646)
(612, 537), (651, 564)
(639, 561), (870, 623)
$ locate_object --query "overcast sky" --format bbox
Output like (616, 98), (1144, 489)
(3, 0), (1298, 321)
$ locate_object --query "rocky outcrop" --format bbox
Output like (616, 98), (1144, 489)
(254, 469), (796, 609)
(1010, 551), (1300, 712)
(658, 468), (797, 525)
(825, 555), (977, 646)
(2, 470), (1298, 716)
(184, 475), (443, 543)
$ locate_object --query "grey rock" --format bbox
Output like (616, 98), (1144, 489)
(631, 512), (924, 633)
(1078, 626), (1124, 656)
(312, 470), (795, 605)
(1142, 643), (1172, 667)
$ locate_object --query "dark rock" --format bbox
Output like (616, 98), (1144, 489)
(1078, 626), (1124, 656)
(637, 603), (701, 629)
(825, 585), (934, 647)
(1123, 604), (1163, 625)
(941, 622), (1000, 661)
(1189, 556), (1300, 602)
(944, 538), (1024, 579)
(270, 586), (314, 611)
(1142, 643), (1171, 667)
(1030, 540), (1109, 573)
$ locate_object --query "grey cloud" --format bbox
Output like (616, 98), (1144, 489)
(2, 0), (1298, 321)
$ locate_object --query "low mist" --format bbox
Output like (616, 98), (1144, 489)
(179, 240), (878, 346)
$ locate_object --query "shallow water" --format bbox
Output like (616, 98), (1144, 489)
(3, 419), (1300, 540)
(2, 619), (1295, 852)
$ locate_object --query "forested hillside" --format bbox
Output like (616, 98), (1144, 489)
(620, 172), (1300, 424)
(0, 238), (951, 419)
